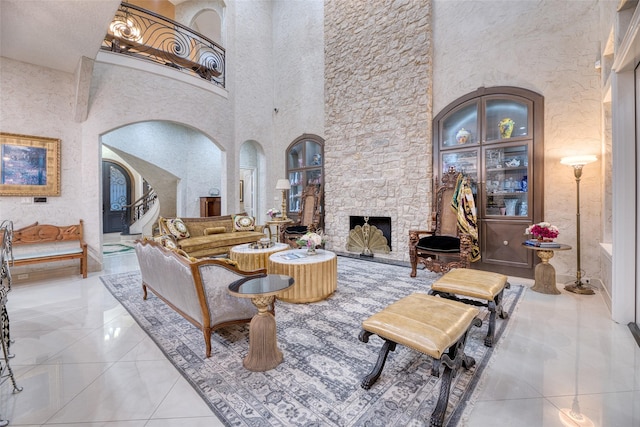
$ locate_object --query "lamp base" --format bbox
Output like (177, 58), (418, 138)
(565, 281), (595, 295)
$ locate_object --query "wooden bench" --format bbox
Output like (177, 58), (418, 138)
(359, 293), (481, 427)
(429, 268), (510, 347)
(12, 220), (88, 278)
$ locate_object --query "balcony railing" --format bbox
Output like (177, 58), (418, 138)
(102, 2), (225, 88)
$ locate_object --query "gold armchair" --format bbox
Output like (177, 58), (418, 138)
(409, 169), (479, 276)
(283, 186), (322, 247)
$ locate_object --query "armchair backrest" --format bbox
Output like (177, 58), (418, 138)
(299, 186), (322, 227)
(433, 169), (461, 237)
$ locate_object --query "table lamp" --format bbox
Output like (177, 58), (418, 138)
(560, 155), (597, 295)
(275, 179), (291, 220)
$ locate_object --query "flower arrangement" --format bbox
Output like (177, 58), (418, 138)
(266, 208), (281, 219)
(296, 231), (326, 250)
(525, 222), (559, 240)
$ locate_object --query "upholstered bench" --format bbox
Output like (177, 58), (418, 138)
(359, 293), (481, 427)
(429, 268), (509, 347)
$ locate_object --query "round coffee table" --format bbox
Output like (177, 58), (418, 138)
(268, 249), (337, 303)
(230, 242), (289, 272)
(227, 274), (294, 371)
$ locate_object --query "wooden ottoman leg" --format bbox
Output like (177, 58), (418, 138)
(359, 330), (397, 390)
(430, 318), (481, 427)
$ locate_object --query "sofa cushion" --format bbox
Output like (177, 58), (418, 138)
(204, 226), (227, 235)
(233, 215), (256, 231)
(166, 218), (191, 239)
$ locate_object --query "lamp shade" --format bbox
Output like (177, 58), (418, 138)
(275, 179), (291, 190)
(560, 155), (597, 167)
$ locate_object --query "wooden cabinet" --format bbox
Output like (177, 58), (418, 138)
(200, 197), (221, 217)
(433, 87), (544, 278)
(285, 134), (324, 225)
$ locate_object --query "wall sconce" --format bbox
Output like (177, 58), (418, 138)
(560, 155), (597, 294)
(275, 179), (291, 220)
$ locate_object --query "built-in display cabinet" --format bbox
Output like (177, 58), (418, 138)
(285, 134), (324, 225)
(434, 87), (544, 278)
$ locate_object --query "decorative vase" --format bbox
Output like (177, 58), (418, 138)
(456, 128), (471, 144)
(498, 118), (515, 139)
(504, 198), (518, 216)
(307, 246), (317, 255)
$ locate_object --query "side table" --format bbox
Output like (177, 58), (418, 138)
(265, 218), (293, 243)
(229, 243), (289, 272)
(522, 243), (572, 295)
(227, 274), (294, 371)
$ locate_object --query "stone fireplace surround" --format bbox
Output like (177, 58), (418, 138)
(323, 0), (433, 264)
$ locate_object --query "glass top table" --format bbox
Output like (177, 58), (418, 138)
(228, 274), (294, 298)
(227, 274), (294, 371)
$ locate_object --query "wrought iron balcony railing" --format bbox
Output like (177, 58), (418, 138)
(102, 2), (225, 88)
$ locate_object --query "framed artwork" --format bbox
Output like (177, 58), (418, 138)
(0, 133), (61, 196)
(239, 179), (244, 202)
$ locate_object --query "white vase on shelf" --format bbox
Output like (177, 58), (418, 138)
(504, 199), (517, 216)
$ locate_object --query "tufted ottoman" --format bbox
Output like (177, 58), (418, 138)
(429, 268), (510, 347)
(359, 293), (481, 427)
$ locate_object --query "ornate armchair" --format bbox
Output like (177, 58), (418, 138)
(283, 186), (322, 247)
(409, 169), (479, 277)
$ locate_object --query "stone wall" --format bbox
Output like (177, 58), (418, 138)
(324, 0), (433, 262)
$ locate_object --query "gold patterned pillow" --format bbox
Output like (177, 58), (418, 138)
(233, 215), (255, 231)
(154, 235), (177, 249)
(166, 218), (190, 239)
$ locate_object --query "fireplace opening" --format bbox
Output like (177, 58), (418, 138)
(349, 216), (392, 251)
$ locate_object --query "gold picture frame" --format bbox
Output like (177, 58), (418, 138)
(0, 133), (61, 196)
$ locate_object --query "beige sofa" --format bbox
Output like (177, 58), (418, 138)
(157, 214), (267, 258)
(134, 238), (266, 357)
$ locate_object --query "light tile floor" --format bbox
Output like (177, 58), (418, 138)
(1, 252), (639, 426)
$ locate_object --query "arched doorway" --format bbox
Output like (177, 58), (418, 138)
(102, 160), (132, 233)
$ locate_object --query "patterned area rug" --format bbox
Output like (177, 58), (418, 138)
(101, 257), (524, 426)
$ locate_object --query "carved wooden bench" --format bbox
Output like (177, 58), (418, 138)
(359, 293), (481, 427)
(12, 220), (87, 278)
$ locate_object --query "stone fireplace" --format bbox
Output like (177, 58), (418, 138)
(323, 0), (433, 263)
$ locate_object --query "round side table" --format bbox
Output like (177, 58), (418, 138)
(522, 243), (572, 295)
(227, 274), (294, 371)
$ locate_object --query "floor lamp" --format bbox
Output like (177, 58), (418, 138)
(275, 179), (291, 220)
(560, 155), (597, 295)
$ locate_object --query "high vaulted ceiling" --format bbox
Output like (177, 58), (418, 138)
(0, 0), (121, 74)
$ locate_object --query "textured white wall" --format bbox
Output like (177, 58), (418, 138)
(432, 0), (605, 280)
(0, 59), (85, 231)
(102, 122), (223, 218)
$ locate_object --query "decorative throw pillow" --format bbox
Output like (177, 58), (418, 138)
(204, 226), (227, 235)
(166, 218), (190, 239)
(154, 235), (177, 249)
(233, 215), (256, 231)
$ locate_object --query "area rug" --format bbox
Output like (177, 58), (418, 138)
(101, 257), (524, 426)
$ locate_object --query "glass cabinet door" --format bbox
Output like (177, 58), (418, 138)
(286, 136), (324, 216)
(484, 98), (531, 142)
(441, 149), (479, 182)
(484, 144), (529, 217)
(441, 101), (479, 148)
